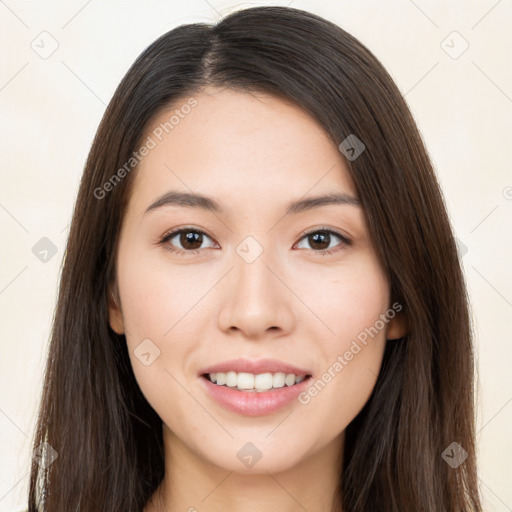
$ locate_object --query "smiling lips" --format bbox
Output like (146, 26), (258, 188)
(199, 358), (313, 416)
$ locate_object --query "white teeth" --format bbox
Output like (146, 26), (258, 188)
(207, 371), (308, 391)
(225, 371), (238, 387)
(272, 372), (286, 388)
(284, 373), (296, 386)
(237, 372), (255, 390)
(254, 373), (273, 390)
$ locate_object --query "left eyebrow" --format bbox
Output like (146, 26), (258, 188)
(144, 191), (361, 216)
(285, 192), (360, 215)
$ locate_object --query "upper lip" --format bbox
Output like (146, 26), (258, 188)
(199, 358), (312, 376)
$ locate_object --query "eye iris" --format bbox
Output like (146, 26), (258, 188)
(309, 231), (330, 250)
(180, 231), (202, 250)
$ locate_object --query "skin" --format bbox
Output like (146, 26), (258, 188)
(108, 86), (407, 512)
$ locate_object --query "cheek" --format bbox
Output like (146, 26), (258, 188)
(117, 241), (209, 341)
(119, 269), (205, 434)
(291, 259), (389, 431)
(115, 243), (206, 412)
(294, 254), (389, 346)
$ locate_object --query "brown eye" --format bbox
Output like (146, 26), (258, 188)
(307, 231), (331, 250)
(295, 229), (351, 255)
(160, 228), (217, 256)
(177, 230), (203, 250)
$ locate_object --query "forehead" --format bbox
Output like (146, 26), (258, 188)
(130, 87), (357, 213)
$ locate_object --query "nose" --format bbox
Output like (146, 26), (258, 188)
(217, 245), (296, 340)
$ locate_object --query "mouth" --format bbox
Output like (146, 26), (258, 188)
(201, 371), (313, 392)
(198, 358), (314, 415)
(199, 370), (313, 416)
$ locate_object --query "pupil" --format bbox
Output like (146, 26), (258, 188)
(181, 231), (202, 250)
(310, 232), (329, 250)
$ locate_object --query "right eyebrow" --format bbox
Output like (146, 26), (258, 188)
(145, 191), (223, 215)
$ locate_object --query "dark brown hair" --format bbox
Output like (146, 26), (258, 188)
(29, 6), (482, 511)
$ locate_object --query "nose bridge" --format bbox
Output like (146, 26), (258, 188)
(217, 234), (295, 337)
(234, 234), (281, 311)
(236, 236), (275, 298)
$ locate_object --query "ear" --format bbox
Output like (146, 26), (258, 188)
(107, 284), (125, 335)
(386, 311), (407, 340)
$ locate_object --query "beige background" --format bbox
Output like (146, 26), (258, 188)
(1, 1), (511, 510)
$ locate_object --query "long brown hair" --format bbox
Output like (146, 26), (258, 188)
(29, 6), (482, 511)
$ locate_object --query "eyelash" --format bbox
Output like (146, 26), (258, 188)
(157, 226), (352, 257)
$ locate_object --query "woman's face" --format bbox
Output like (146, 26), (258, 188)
(109, 87), (405, 474)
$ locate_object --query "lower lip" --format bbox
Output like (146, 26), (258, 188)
(200, 375), (312, 416)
